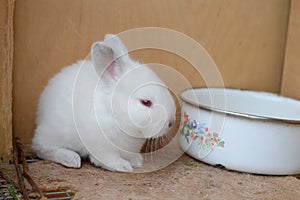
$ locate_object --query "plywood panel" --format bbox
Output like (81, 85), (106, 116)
(13, 0), (290, 144)
(0, 0), (14, 163)
(281, 0), (300, 100)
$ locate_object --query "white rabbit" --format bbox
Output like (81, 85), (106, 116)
(32, 34), (176, 172)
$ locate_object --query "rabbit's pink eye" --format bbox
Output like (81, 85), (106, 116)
(140, 99), (152, 107)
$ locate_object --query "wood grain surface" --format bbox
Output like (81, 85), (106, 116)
(281, 0), (300, 100)
(0, 0), (14, 163)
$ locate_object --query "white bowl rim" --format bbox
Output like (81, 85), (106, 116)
(180, 87), (300, 124)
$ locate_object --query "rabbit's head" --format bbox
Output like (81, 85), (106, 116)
(92, 34), (176, 139)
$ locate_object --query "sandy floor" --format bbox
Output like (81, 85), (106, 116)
(1, 153), (300, 200)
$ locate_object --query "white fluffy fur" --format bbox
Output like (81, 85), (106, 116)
(32, 34), (176, 172)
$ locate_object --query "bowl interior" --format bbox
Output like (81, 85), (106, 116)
(180, 88), (300, 123)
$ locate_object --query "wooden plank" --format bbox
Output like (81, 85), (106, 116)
(13, 0), (290, 144)
(281, 0), (300, 100)
(0, 0), (14, 163)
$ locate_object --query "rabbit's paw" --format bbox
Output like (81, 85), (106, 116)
(109, 159), (133, 172)
(55, 149), (81, 168)
(126, 153), (143, 168)
(60, 151), (81, 168)
(90, 155), (133, 172)
(37, 148), (81, 168)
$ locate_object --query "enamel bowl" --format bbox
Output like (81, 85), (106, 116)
(179, 88), (300, 175)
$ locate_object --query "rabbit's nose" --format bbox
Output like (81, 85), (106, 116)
(168, 118), (175, 128)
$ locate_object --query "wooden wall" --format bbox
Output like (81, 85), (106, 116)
(281, 0), (300, 99)
(0, 0), (14, 163)
(12, 0), (290, 145)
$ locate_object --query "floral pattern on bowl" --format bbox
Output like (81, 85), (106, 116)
(180, 112), (225, 149)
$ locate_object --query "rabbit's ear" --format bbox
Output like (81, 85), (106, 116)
(91, 35), (130, 83)
(104, 34), (129, 61)
(91, 42), (123, 83)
